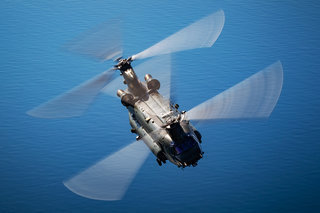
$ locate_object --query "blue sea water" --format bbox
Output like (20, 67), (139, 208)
(1, 0), (320, 212)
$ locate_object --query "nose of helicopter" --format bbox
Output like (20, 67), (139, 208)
(176, 143), (203, 167)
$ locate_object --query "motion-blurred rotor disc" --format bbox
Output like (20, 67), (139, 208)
(131, 10), (225, 60)
(186, 61), (283, 121)
(27, 69), (116, 118)
(65, 19), (123, 61)
(63, 140), (150, 201)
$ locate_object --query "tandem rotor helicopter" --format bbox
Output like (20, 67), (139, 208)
(27, 10), (283, 201)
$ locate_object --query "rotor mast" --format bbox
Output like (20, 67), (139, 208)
(114, 57), (147, 98)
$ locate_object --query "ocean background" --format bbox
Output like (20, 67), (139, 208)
(1, 1), (320, 212)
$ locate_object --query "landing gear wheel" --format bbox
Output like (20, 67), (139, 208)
(156, 158), (162, 166)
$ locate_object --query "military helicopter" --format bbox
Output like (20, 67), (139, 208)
(27, 10), (283, 201)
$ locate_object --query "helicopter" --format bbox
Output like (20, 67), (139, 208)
(27, 10), (283, 201)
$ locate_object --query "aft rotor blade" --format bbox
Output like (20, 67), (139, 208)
(27, 69), (116, 118)
(63, 140), (150, 201)
(65, 19), (122, 61)
(131, 10), (225, 60)
(186, 61), (283, 121)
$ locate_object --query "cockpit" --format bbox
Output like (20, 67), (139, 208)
(167, 121), (203, 167)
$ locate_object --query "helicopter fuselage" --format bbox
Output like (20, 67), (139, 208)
(115, 58), (203, 167)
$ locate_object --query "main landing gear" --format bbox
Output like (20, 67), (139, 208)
(156, 158), (166, 166)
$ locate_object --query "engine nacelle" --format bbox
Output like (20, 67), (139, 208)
(144, 74), (160, 91)
(117, 89), (134, 106)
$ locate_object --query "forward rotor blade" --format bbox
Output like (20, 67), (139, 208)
(65, 19), (122, 61)
(131, 10), (225, 60)
(186, 61), (283, 121)
(102, 54), (171, 99)
(63, 140), (150, 201)
(27, 69), (116, 118)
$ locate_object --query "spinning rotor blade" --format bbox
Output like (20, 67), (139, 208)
(65, 20), (122, 61)
(186, 61), (283, 121)
(63, 140), (150, 201)
(131, 10), (225, 60)
(27, 69), (116, 118)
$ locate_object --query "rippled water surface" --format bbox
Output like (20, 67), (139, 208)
(1, 1), (320, 212)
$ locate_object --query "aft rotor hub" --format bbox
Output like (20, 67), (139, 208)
(114, 57), (133, 72)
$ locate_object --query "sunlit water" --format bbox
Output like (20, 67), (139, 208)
(1, 1), (320, 212)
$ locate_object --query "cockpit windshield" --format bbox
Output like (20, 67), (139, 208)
(174, 135), (197, 155)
